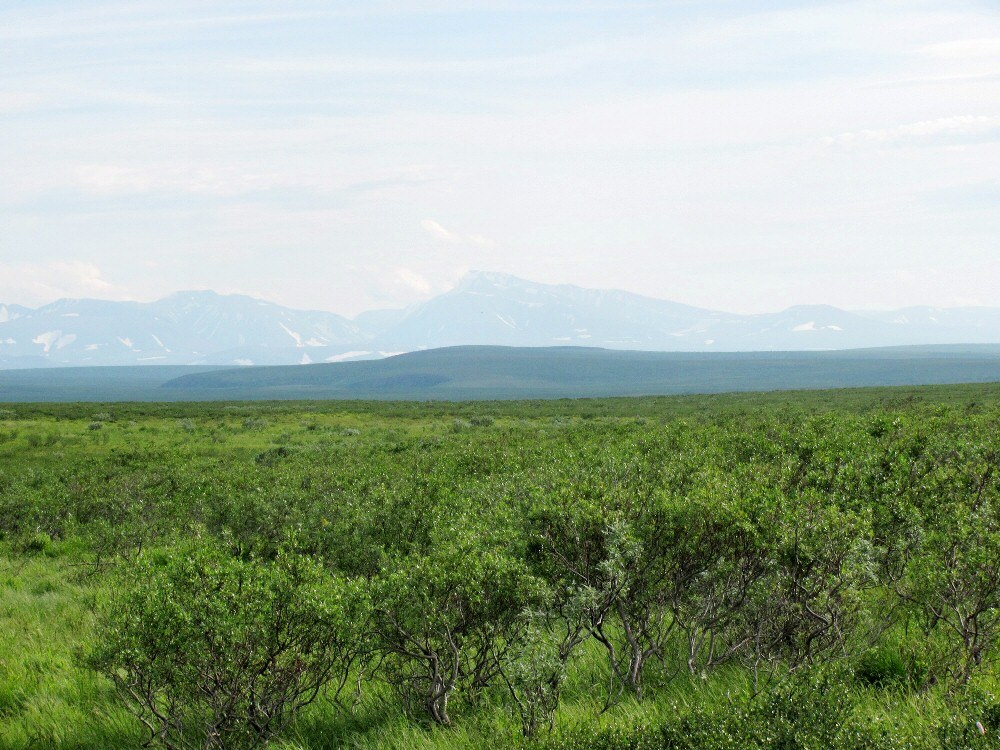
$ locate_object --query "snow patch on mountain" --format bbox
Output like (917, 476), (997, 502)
(33, 331), (76, 353)
(279, 323), (304, 347)
(793, 321), (846, 333)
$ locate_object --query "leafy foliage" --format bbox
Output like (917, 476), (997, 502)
(88, 542), (366, 750)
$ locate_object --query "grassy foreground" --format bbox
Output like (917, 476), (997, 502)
(1, 383), (1000, 749)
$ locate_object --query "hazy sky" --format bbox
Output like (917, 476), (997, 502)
(2, 0), (998, 316)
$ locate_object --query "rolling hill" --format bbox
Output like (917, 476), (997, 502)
(4, 344), (998, 402)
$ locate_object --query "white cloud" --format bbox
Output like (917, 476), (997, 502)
(0, 261), (124, 307)
(821, 115), (1000, 147)
(0, 90), (47, 114)
(72, 164), (156, 195)
(0, 7), (354, 42)
(393, 268), (433, 295)
(421, 219), (462, 243)
(421, 220), (494, 248)
(69, 162), (275, 197)
(921, 38), (1000, 59)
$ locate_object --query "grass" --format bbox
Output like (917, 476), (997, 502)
(0, 544), (141, 749)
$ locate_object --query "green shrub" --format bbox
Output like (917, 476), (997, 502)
(372, 528), (546, 726)
(255, 446), (293, 466)
(89, 542), (369, 750)
(15, 531), (54, 556)
(936, 688), (1000, 748)
(855, 646), (924, 689)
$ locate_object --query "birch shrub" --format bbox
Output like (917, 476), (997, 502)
(89, 542), (368, 750)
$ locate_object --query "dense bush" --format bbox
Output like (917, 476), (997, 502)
(372, 525), (546, 725)
(88, 542), (367, 750)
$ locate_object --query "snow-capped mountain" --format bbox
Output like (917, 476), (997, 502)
(0, 292), (364, 368)
(372, 272), (732, 350)
(371, 272), (1000, 352)
(2, 272), (999, 368)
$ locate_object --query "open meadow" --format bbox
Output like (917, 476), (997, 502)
(2, 383), (1000, 749)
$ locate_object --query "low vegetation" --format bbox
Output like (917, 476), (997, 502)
(1, 383), (1000, 748)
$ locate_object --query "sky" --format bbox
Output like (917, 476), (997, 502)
(1, 0), (998, 317)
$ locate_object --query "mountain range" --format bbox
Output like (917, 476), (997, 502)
(2, 271), (999, 369)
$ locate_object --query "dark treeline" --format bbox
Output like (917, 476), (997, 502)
(0, 388), (999, 748)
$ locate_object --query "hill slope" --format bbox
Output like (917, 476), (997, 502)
(2, 345), (999, 402)
(157, 344), (1000, 401)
